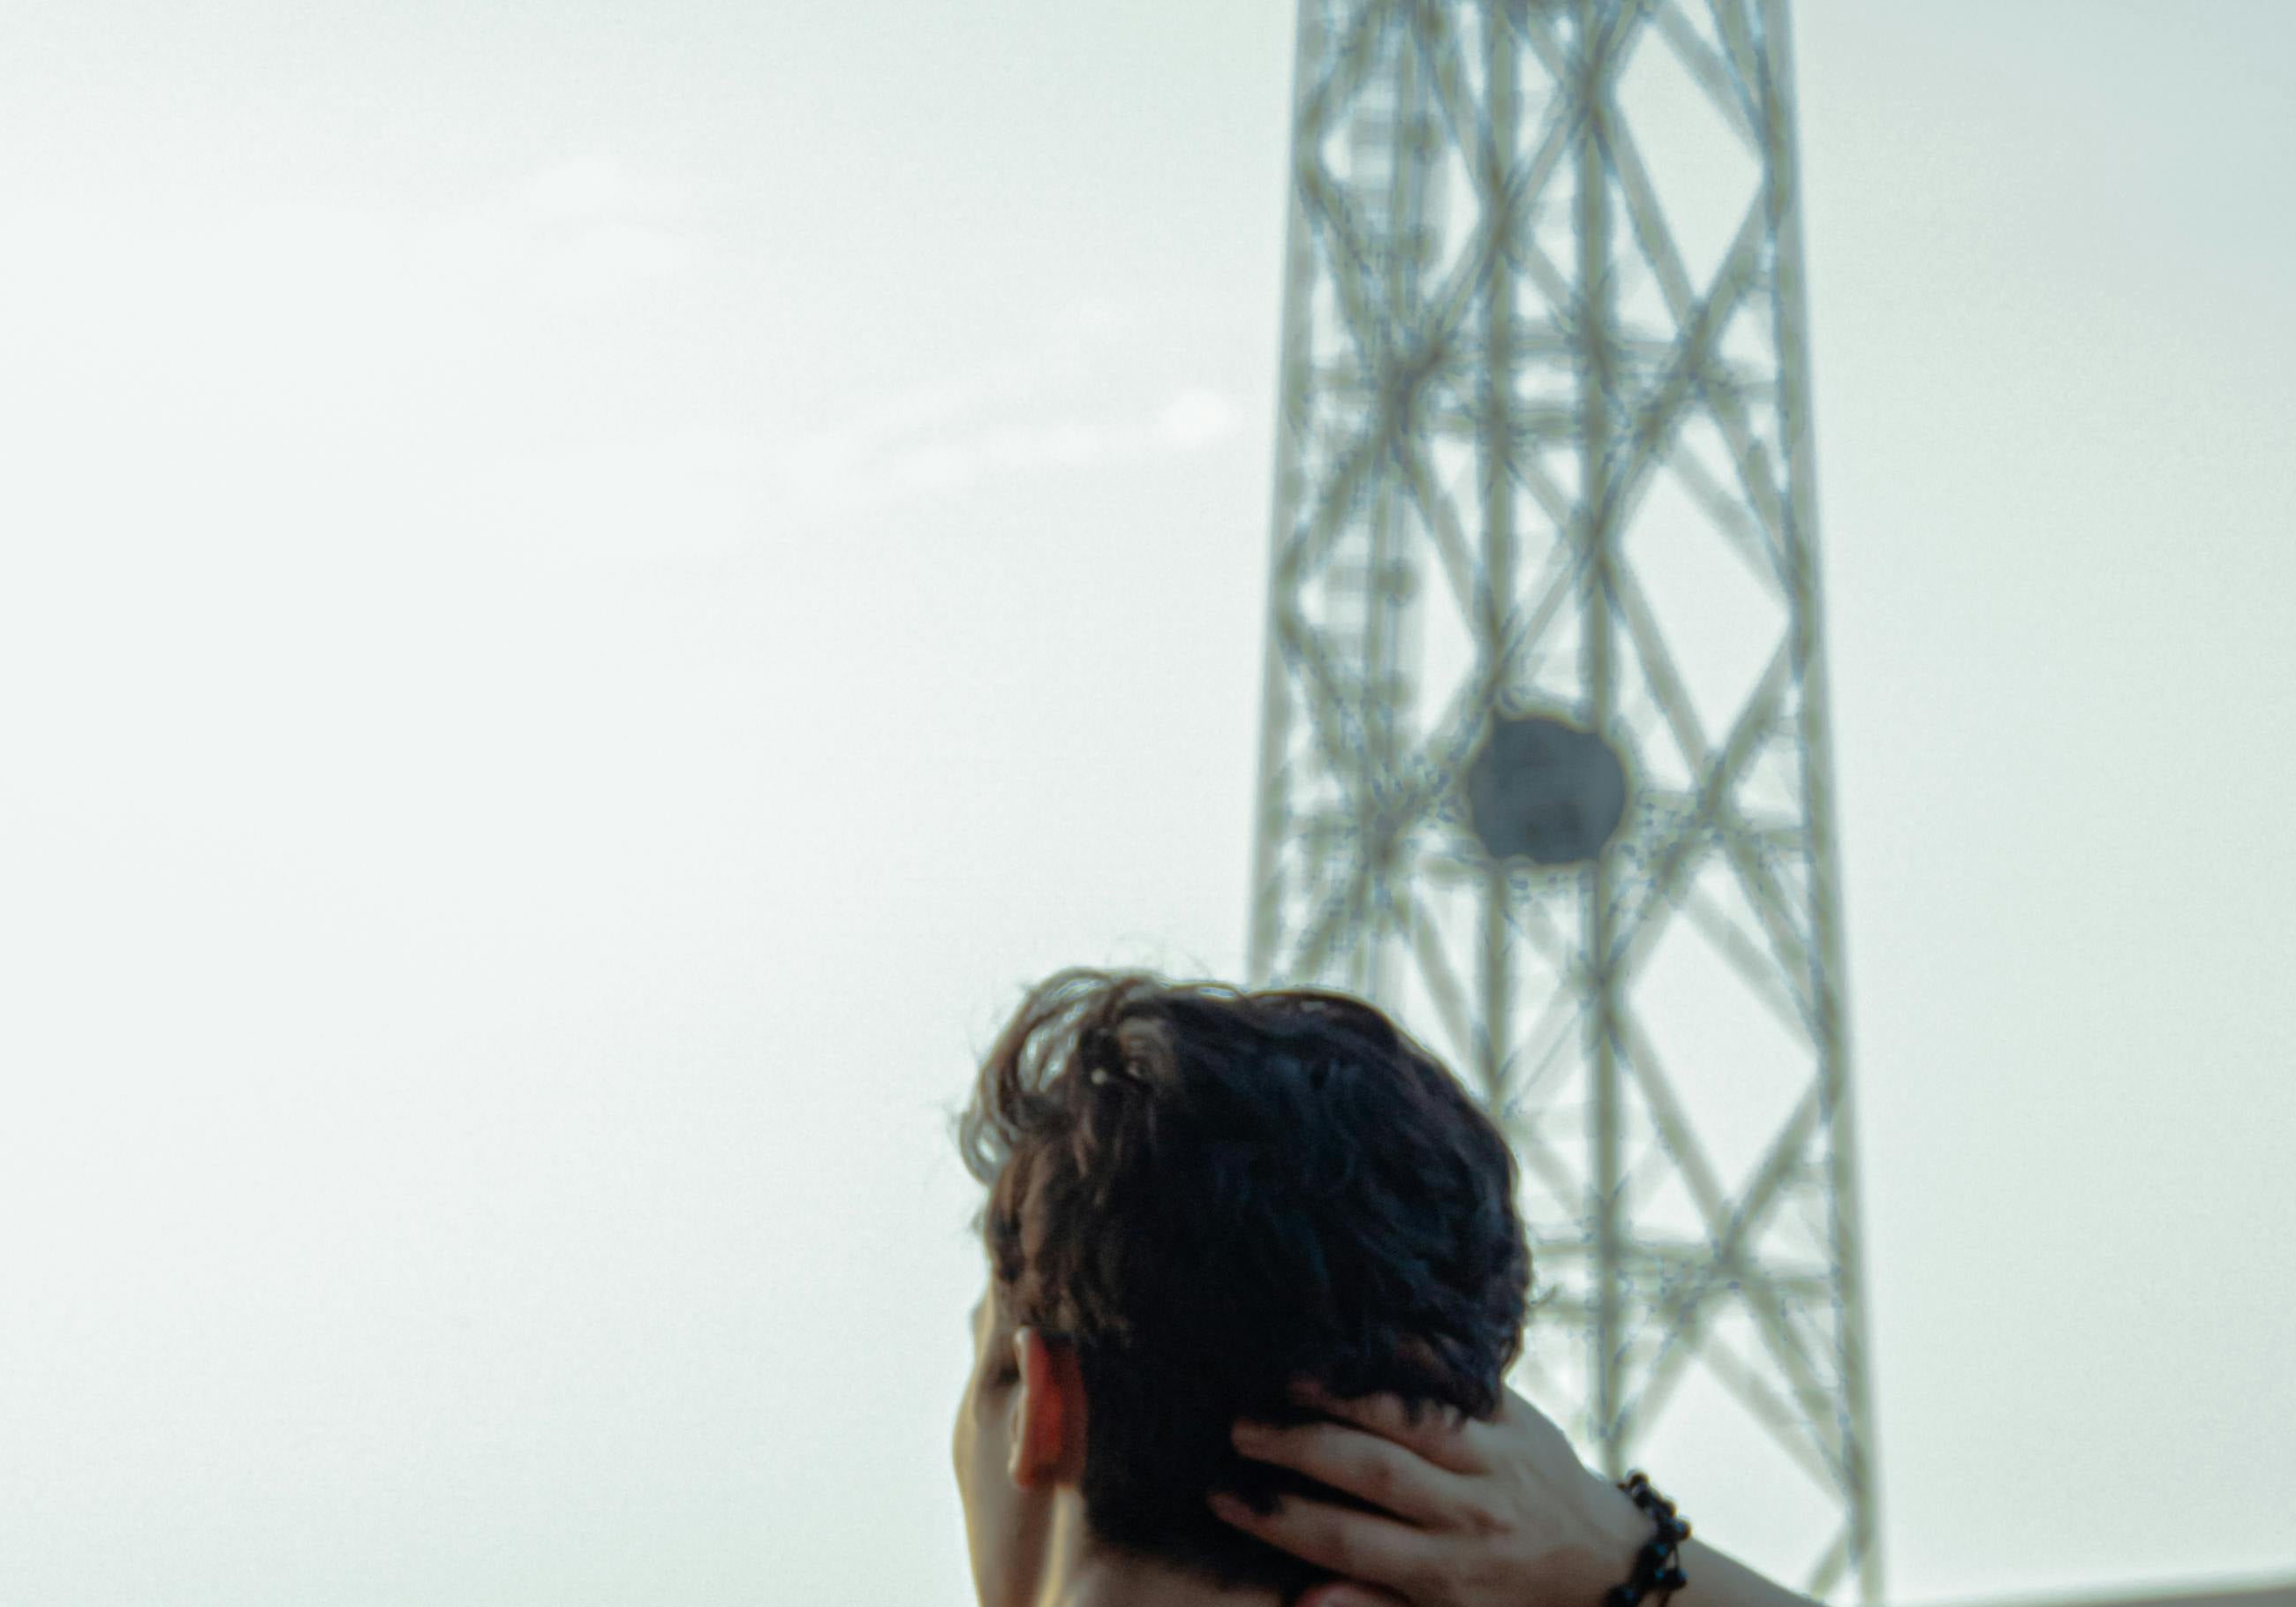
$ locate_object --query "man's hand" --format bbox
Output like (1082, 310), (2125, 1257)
(1209, 1379), (1644, 1607)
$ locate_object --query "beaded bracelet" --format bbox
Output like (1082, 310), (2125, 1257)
(1603, 1471), (1692, 1607)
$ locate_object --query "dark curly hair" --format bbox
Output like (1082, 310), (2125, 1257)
(956, 968), (1530, 1596)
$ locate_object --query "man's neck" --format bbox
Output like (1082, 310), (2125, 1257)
(1037, 1544), (1286, 1607)
(1014, 1498), (1285, 1607)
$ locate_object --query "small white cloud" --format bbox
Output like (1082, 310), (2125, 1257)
(891, 441), (983, 493)
(457, 426), (761, 562)
(520, 156), (641, 222)
(863, 359), (1051, 440)
(765, 426), (871, 503)
(503, 155), (706, 310)
(534, 222), (697, 308)
(1047, 296), (1134, 343)
(1156, 388), (1243, 449)
(747, 332), (1243, 512)
(404, 213), (524, 296)
(978, 421), (1107, 471)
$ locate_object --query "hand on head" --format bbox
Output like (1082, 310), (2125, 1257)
(1212, 1380), (1644, 1607)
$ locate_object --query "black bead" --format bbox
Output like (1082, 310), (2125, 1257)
(1608, 1474), (1691, 1607)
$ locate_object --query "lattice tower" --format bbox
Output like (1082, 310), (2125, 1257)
(1242, 3), (1879, 1598)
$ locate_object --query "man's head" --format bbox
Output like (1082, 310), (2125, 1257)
(950, 968), (1530, 1603)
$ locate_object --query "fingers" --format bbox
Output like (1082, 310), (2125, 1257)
(1295, 1584), (1413, 1607)
(1230, 1418), (1471, 1527)
(1285, 1378), (1487, 1476)
(1208, 1489), (1438, 1596)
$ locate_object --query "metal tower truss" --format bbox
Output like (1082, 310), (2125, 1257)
(1244, 2), (1879, 1599)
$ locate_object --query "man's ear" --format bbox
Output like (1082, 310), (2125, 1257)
(1007, 1326), (1089, 1490)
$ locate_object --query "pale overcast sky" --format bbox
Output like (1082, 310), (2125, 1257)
(2, 4), (2292, 1604)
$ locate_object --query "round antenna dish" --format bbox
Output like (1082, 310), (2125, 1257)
(1463, 713), (1628, 865)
